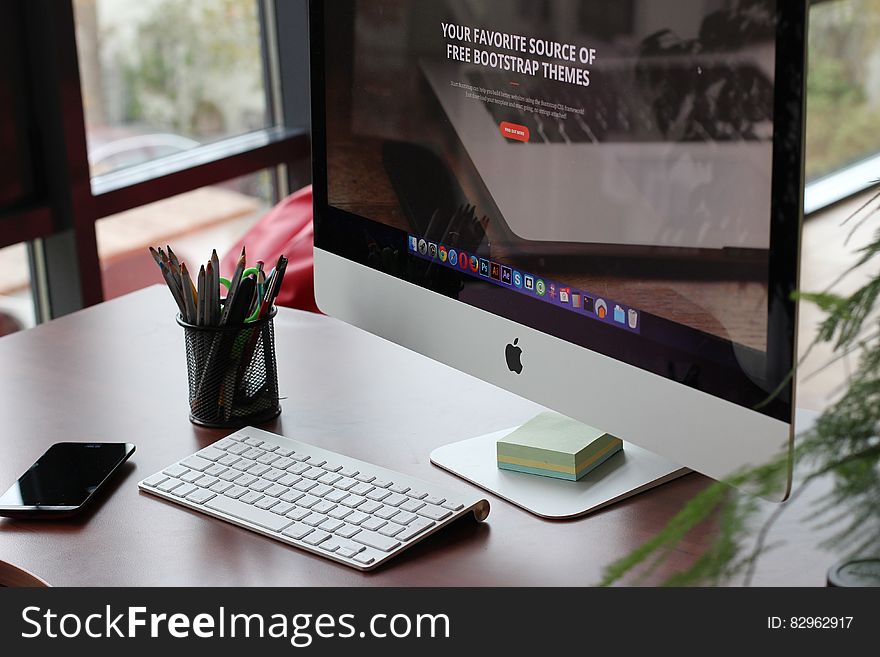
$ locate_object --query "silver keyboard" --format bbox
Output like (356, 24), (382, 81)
(138, 427), (490, 571)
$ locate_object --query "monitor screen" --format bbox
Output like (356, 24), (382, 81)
(313, 0), (804, 423)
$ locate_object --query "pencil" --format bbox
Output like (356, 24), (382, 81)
(211, 249), (221, 326)
(197, 265), (206, 327)
(220, 248), (247, 326)
(159, 262), (187, 317)
(180, 262), (197, 324)
(206, 261), (217, 328)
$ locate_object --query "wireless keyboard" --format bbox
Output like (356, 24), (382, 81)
(138, 427), (490, 571)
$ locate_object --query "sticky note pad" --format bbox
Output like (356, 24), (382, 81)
(497, 413), (623, 482)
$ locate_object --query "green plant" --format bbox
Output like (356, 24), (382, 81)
(601, 189), (880, 587)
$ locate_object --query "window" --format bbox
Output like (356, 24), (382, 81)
(807, 0), (880, 181)
(73, 0), (270, 177)
(97, 170), (274, 299)
(0, 243), (35, 335)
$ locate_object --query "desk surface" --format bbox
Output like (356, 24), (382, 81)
(0, 287), (838, 586)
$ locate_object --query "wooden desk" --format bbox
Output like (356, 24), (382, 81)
(0, 287), (837, 586)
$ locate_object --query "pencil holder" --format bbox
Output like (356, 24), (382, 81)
(178, 309), (281, 429)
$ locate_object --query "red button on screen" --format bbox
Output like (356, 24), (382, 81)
(500, 122), (530, 143)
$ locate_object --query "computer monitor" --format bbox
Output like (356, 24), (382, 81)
(309, 0), (806, 512)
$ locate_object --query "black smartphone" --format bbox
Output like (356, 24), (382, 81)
(0, 442), (136, 519)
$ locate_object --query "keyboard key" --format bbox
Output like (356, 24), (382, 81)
(352, 530), (401, 553)
(243, 437), (264, 448)
(393, 511), (418, 525)
(328, 506), (353, 520)
(372, 479), (393, 489)
(287, 463), (310, 475)
(181, 456), (212, 472)
(271, 502), (295, 516)
(303, 530), (332, 547)
(424, 495), (446, 507)
(197, 476), (219, 490)
(337, 548), (359, 559)
(215, 438), (237, 450)
(249, 479), (273, 493)
(143, 473), (169, 488)
(383, 493), (408, 507)
(397, 518), (435, 542)
(407, 490), (429, 500)
(226, 443), (250, 456)
(217, 454), (241, 467)
(233, 458), (256, 472)
(157, 478), (184, 493)
(389, 484), (411, 495)
(186, 488), (216, 505)
(282, 523), (313, 541)
(220, 469), (244, 482)
(366, 489), (392, 502)
(307, 458), (327, 468)
(375, 506), (400, 521)
(336, 524), (362, 539)
(224, 485), (248, 499)
(171, 483), (198, 499)
(291, 453), (311, 463)
(297, 494), (321, 509)
(318, 518), (345, 533)
(277, 474), (302, 487)
(346, 511), (370, 526)
(361, 517), (387, 532)
(378, 522), (406, 538)
(442, 501), (465, 512)
(239, 491), (264, 505)
(197, 446), (226, 462)
(205, 496), (293, 533)
(242, 448), (265, 460)
(319, 538), (341, 553)
(334, 477), (358, 492)
(358, 501), (383, 515)
(286, 508), (311, 522)
(181, 470), (204, 484)
(303, 513), (329, 528)
(162, 465), (188, 478)
(332, 538), (365, 554)
(317, 472), (342, 486)
(235, 474), (258, 487)
(325, 490), (350, 504)
(341, 495), (367, 509)
(321, 462), (344, 473)
(349, 482), (374, 496)
(210, 481), (234, 494)
(257, 453), (280, 466)
(263, 468), (286, 482)
(303, 467), (326, 480)
(355, 474), (376, 483)
(274, 448), (295, 458)
(203, 464), (227, 478)
(260, 444), (279, 454)
(255, 497), (279, 510)
(273, 457), (295, 470)
(264, 484), (289, 498)
(311, 501), (337, 515)
(400, 497), (425, 512)
(417, 504), (452, 521)
(280, 490), (305, 504)
(338, 467), (360, 479)
(246, 464), (271, 477)
(310, 484), (333, 498)
(293, 479), (317, 493)
(354, 551), (378, 566)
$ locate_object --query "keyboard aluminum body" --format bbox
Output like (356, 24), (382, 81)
(139, 427), (490, 571)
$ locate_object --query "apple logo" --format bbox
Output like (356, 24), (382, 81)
(506, 338), (524, 375)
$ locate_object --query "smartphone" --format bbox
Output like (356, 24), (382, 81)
(0, 442), (136, 519)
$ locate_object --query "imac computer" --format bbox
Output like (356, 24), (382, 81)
(310, 0), (806, 517)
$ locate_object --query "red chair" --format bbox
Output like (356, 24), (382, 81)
(221, 185), (319, 314)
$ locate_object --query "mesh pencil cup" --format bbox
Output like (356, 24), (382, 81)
(178, 309), (281, 429)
